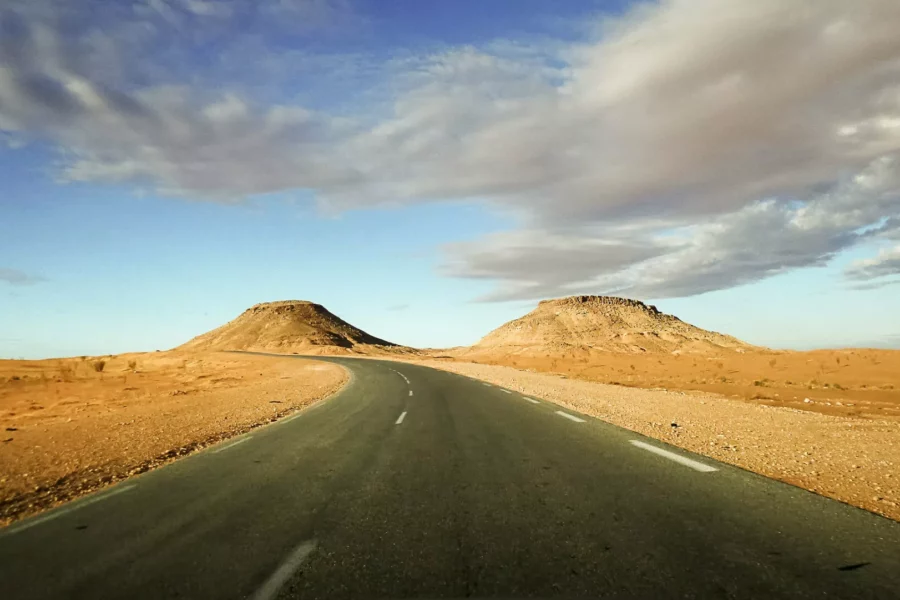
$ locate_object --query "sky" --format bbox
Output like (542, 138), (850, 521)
(2, 0), (900, 359)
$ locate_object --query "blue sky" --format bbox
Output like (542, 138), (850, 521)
(2, 0), (900, 358)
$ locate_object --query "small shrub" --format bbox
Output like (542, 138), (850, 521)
(127, 360), (137, 370)
(92, 360), (106, 373)
(769, 359), (777, 368)
(630, 364), (635, 371)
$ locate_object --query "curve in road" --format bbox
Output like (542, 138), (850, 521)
(1, 355), (899, 599)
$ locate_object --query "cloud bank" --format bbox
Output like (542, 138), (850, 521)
(2, 0), (900, 299)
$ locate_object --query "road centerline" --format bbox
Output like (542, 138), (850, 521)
(629, 440), (719, 473)
(555, 410), (586, 423)
(250, 539), (317, 600)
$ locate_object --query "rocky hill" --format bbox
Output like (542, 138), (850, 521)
(178, 301), (409, 354)
(467, 295), (752, 355)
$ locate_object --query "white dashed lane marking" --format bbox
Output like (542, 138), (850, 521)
(522, 397), (540, 404)
(391, 369), (410, 384)
(395, 411), (407, 425)
(251, 540), (318, 600)
(500, 389), (512, 394)
(555, 411), (586, 423)
(629, 440), (719, 472)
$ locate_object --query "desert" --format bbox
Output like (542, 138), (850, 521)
(2, 297), (898, 526)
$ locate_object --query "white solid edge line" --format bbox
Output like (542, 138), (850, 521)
(251, 539), (318, 600)
(1, 484), (138, 538)
(630, 440), (719, 473)
(555, 410), (586, 423)
(395, 411), (407, 425)
(523, 397), (540, 404)
(211, 437), (251, 454)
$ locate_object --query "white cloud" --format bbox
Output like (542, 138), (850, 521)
(3, 0), (900, 299)
(449, 155), (900, 300)
(846, 243), (900, 281)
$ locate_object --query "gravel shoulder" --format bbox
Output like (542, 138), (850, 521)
(402, 359), (900, 522)
(0, 351), (347, 526)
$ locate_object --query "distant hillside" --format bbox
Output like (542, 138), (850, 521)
(179, 301), (410, 355)
(465, 295), (753, 355)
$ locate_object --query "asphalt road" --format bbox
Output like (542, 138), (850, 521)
(2, 355), (899, 599)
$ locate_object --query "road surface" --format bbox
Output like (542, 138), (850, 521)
(1, 355), (899, 599)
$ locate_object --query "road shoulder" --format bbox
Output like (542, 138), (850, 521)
(394, 358), (900, 522)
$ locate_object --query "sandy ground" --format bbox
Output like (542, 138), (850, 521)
(449, 347), (900, 421)
(0, 351), (347, 525)
(399, 358), (900, 522)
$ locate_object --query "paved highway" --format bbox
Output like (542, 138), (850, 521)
(1, 355), (899, 599)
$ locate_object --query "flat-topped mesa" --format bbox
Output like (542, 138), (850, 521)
(539, 295), (666, 317)
(245, 300), (323, 310)
(178, 300), (398, 353)
(473, 295), (750, 354)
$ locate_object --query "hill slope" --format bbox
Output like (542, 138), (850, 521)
(468, 295), (752, 355)
(179, 301), (405, 354)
